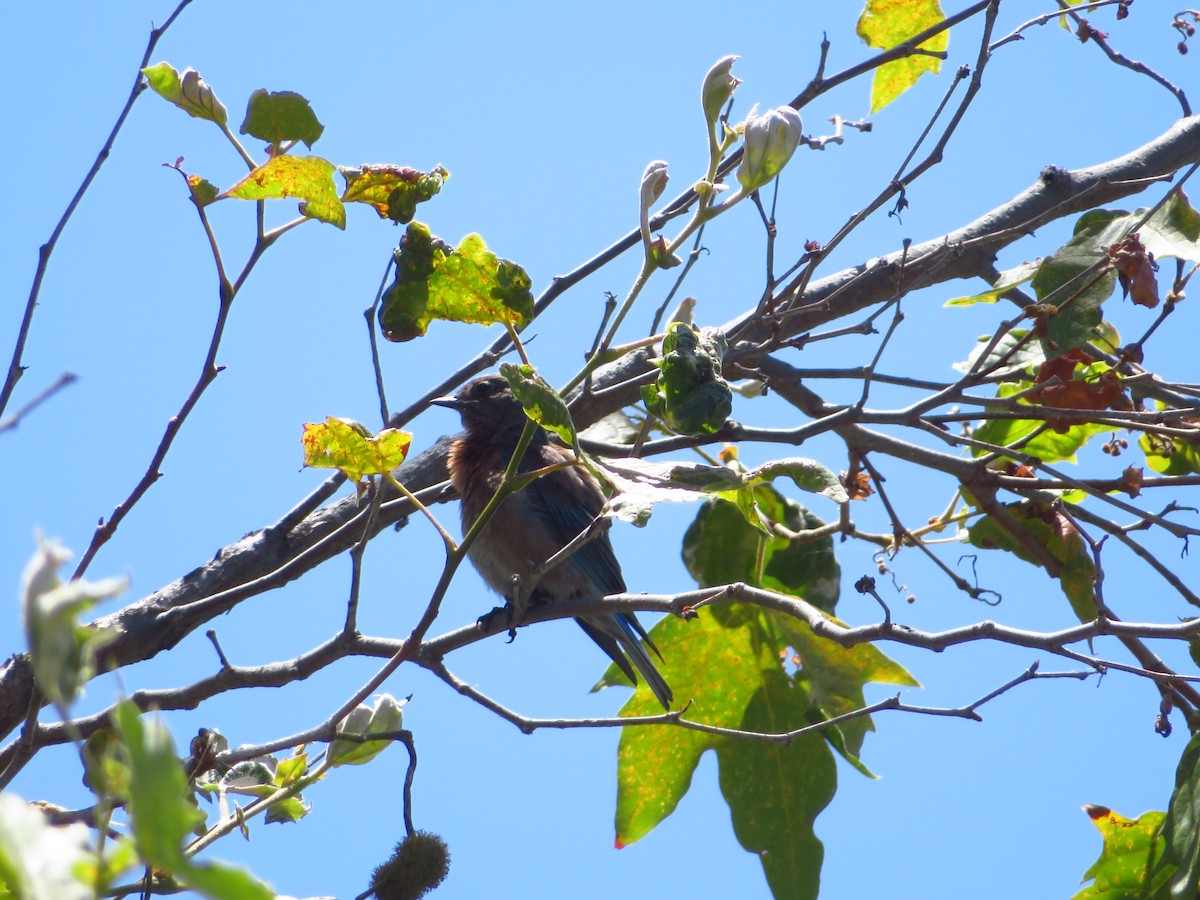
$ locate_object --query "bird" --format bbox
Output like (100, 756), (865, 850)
(432, 374), (673, 710)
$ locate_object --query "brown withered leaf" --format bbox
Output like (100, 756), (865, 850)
(1119, 465), (1143, 498)
(841, 470), (874, 500)
(1107, 233), (1160, 308)
(1031, 351), (1129, 433)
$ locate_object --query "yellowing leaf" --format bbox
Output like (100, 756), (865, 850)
(1073, 805), (1168, 898)
(856, 0), (948, 113)
(340, 164), (449, 224)
(301, 418), (412, 482)
(225, 155), (346, 228)
(377, 223), (534, 341)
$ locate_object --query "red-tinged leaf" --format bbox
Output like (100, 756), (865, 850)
(856, 0), (948, 112)
(224, 155), (346, 228)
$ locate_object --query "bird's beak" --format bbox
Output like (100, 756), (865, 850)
(429, 396), (461, 411)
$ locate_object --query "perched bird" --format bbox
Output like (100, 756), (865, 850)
(432, 374), (672, 710)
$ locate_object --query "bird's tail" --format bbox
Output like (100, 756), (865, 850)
(577, 614), (673, 710)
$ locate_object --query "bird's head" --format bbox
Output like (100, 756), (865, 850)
(431, 374), (530, 437)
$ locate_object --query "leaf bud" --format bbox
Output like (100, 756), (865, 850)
(737, 105), (803, 192)
(702, 55), (741, 127)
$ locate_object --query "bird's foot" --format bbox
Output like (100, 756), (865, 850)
(477, 603), (520, 643)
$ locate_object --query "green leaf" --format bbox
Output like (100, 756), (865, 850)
(113, 703), (274, 899)
(1073, 806), (1169, 899)
(113, 702), (205, 872)
(609, 611), (850, 900)
(1141, 431), (1200, 476)
(856, 0), (948, 113)
(1160, 732), (1200, 896)
(264, 795), (310, 826)
(780, 621), (919, 759)
(1028, 193), (1200, 352)
(224, 154), (346, 228)
(683, 490), (842, 610)
(273, 753), (309, 787)
(0, 794), (92, 899)
(945, 259), (1040, 307)
(83, 728), (132, 800)
(641, 323), (732, 435)
(608, 486), (909, 895)
(141, 62), (228, 124)
(239, 89), (324, 148)
(340, 163), (450, 224)
(967, 500), (1097, 623)
(717, 670), (835, 900)
(953, 328), (1045, 378)
(499, 363), (576, 446)
(301, 418), (412, 483)
(377, 223), (534, 341)
(748, 458), (849, 504)
(1033, 213), (1121, 353)
(186, 175), (219, 207)
(21, 535), (125, 706)
(597, 457), (844, 529)
(1072, 193), (1200, 267)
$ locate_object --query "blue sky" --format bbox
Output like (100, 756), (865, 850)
(3, 2), (1198, 898)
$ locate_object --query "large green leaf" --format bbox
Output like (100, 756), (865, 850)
(682, 488), (840, 611)
(1159, 732), (1200, 897)
(606, 490), (913, 899)
(967, 499), (1097, 623)
(1033, 211), (1121, 352)
(717, 669), (835, 900)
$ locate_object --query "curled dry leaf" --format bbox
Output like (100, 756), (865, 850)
(1107, 233), (1160, 308)
(1030, 350), (1130, 433)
